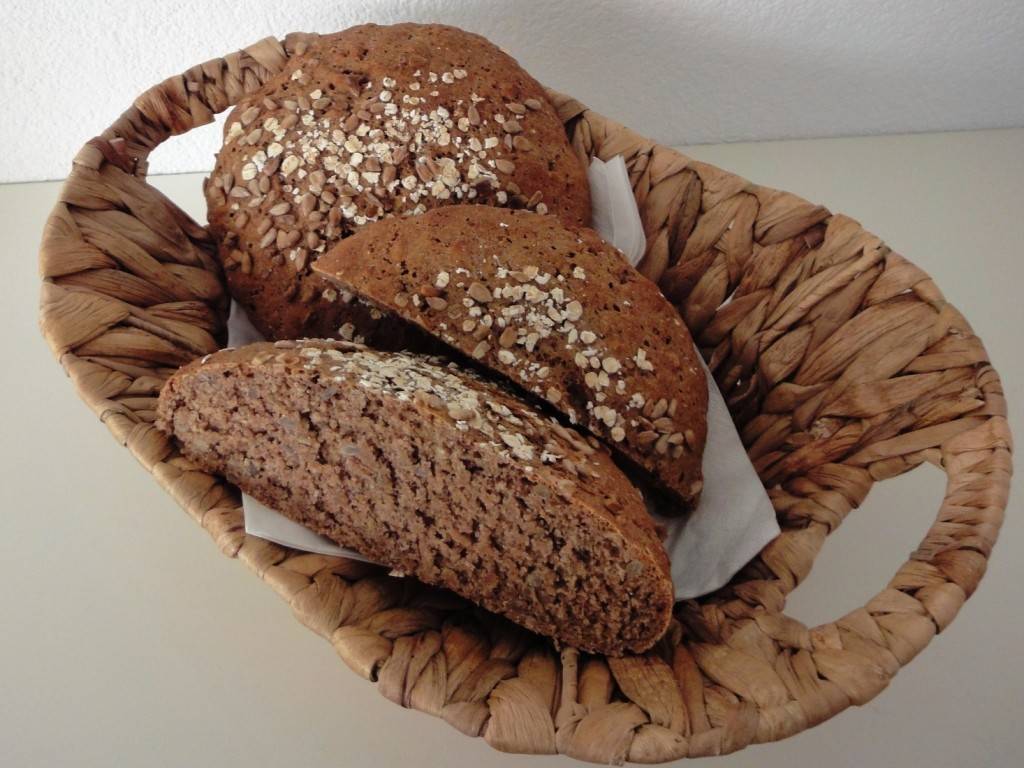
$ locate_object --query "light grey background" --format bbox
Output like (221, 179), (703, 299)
(3, 128), (1021, 767)
(5, 0), (1024, 181)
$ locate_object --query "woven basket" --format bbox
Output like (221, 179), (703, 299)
(38, 34), (1012, 764)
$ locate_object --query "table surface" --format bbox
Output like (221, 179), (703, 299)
(2, 129), (1021, 768)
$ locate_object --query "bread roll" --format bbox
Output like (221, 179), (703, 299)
(205, 23), (590, 344)
(314, 206), (707, 507)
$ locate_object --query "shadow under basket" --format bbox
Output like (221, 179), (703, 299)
(38, 33), (1012, 764)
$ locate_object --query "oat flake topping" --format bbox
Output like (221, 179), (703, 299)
(257, 341), (604, 477)
(209, 66), (546, 282)
(389, 255), (691, 461)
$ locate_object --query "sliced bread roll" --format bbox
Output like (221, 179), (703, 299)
(313, 206), (708, 507)
(156, 340), (673, 655)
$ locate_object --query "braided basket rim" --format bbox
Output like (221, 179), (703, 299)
(37, 32), (1012, 764)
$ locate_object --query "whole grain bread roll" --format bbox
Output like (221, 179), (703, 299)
(205, 23), (591, 344)
(157, 340), (673, 655)
(314, 206), (707, 508)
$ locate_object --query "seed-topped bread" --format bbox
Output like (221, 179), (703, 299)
(314, 206), (708, 507)
(205, 23), (591, 344)
(157, 340), (673, 655)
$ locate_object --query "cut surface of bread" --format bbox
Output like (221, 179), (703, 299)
(314, 206), (708, 507)
(157, 340), (674, 655)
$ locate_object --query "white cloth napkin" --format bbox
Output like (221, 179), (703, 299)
(587, 156), (647, 265)
(232, 159), (780, 599)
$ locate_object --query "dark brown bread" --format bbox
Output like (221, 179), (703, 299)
(314, 206), (707, 507)
(205, 23), (591, 344)
(157, 340), (673, 655)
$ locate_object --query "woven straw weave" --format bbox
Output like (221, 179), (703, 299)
(38, 34), (1011, 764)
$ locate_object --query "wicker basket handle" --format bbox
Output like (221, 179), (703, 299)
(38, 33), (1011, 764)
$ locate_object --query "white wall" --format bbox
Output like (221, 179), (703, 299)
(5, 0), (1023, 182)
